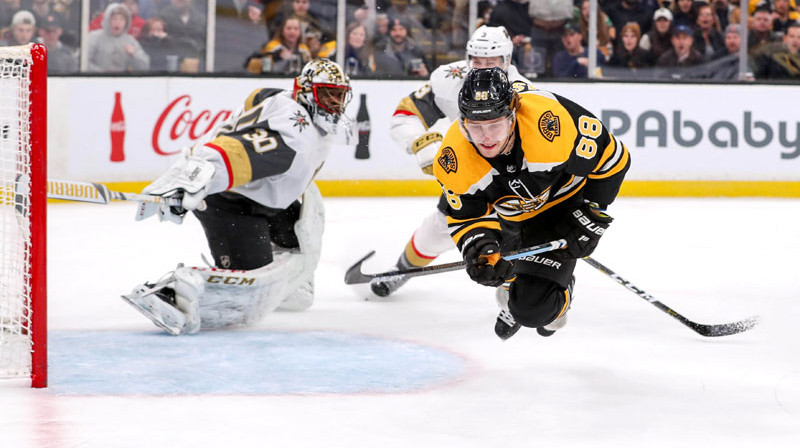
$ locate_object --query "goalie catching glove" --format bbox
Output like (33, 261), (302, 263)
(557, 201), (613, 259)
(136, 155), (215, 224)
(461, 231), (513, 287)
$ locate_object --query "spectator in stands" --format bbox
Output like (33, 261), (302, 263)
(1, 9), (36, 46)
(577, 0), (615, 62)
(476, 0), (493, 29)
(28, 0), (52, 28)
(52, 0), (79, 47)
(640, 7), (673, 61)
(656, 23), (705, 67)
(139, 17), (178, 71)
(214, 0), (267, 72)
(752, 21), (800, 78)
(87, 3), (150, 72)
(90, 0), (147, 39)
(682, 23), (749, 80)
(711, 0), (732, 31)
(304, 28), (334, 59)
(670, 0), (699, 29)
(528, 0), (573, 76)
(372, 12), (389, 49)
(159, 0), (206, 54)
(608, 22), (653, 68)
(693, 3), (725, 60)
(37, 13), (77, 74)
(716, 22), (743, 58)
(374, 15), (428, 77)
(487, 0), (534, 74)
(748, 5), (776, 54)
(245, 15), (310, 74)
(0, 0), (23, 29)
(270, 0), (326, 39)
(772, 0), (800, 36)
(552, 20), (605, 77)
(343, 21), (374, 75)
(606, 0), (656, 40)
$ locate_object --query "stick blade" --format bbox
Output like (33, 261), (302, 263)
(344, 251), (376, 285)
(693, 315), (760, 337)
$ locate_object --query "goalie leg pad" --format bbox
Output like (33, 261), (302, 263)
(188, 183), (325, 329)
(121, 267), (203, 335)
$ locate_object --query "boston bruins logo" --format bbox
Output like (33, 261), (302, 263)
(539, 111), (560, 142)
(438, 147), (458, 174)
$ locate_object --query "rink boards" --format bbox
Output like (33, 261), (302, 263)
(47, 77), (800, 197)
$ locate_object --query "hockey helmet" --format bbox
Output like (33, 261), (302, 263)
(466, 26), (513, 70)
(293, 58), (353, 136)
(458, 68), (519, 154)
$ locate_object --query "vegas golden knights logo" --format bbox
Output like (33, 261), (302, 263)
(438, 147), (458, 173)
(538, 111), (560, 142)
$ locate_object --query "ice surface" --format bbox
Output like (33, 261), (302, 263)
(1, 196), (798, 447)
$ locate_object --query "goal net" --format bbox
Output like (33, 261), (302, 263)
(0, 44), (47, 388)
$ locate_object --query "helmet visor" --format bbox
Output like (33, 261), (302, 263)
(460, 114), (514, 144)
(313, 83), (352, 115)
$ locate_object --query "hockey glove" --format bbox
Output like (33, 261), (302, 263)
(410, 132), (443, 175)
(137, 155), (215, 224)
(557, 201), (613, 259)
(461, 231), (513, 287)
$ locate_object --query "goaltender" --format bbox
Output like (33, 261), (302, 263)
(433, 68), (630, 340)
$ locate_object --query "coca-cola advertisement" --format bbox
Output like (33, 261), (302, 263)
(110, 92), (125, 162)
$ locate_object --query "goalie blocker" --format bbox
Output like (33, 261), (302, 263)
(122, 182), (325, 335)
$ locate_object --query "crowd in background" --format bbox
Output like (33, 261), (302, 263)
(0, 0), (798, 79)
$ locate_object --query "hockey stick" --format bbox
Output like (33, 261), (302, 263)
(345, 239), (567, 285)
(46, 179), (178, 206)
(582, 257), (759, 337)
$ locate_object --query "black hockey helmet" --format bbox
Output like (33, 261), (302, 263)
(458, 67), (518, 121)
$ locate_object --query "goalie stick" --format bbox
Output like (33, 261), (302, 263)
(582, 257), (759, 337)
(344, 239), (567, 285)
(45, 179), (178, 206)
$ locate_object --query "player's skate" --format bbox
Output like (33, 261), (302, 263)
(121, 267), (203, 335)
(369, 257), (412, 297)
(494, 284), (521, 340)
(536, 276), (575, 337)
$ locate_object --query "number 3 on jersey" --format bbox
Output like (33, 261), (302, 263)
(242, 128), (278, 153)
(576, 116), (601, 159)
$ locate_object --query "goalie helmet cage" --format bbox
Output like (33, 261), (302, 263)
(0, 44), (47, 388)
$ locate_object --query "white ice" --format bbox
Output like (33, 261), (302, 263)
(2, 196), (799, 447)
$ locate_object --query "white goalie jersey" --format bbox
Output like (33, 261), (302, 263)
(189, 88), (333, 210)
(390, 61), (531, 174)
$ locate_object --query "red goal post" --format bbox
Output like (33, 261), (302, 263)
(0, 43), (47, 388)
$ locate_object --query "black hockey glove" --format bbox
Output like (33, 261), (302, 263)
(557, 201), (613, 259)
(461, 232), (513, 287)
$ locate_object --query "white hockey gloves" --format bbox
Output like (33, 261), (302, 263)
(137, 155), (215, 224)
(410, 132), (443, 175)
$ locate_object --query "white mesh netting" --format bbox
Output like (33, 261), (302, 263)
(0, 45), (34, 379)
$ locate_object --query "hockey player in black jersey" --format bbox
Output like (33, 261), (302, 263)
(433, 68), (630, 340)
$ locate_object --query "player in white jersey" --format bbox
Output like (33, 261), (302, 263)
(122, 59), (353, 335)
(370, 25), (534, 297)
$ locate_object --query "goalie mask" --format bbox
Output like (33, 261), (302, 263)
(466, 26), (514, 71)
(458, 68), (519, 157)
(293, 58), (354, 139)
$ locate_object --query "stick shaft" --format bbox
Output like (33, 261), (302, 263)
(46, 179), (172, 205)
(582, 256), (758, 337)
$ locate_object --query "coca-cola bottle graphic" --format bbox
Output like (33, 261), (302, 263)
(355, 93), (370, 159)
(110, 91), (126, 162)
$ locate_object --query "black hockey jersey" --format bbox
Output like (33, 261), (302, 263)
(432, 82), (631, 250)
